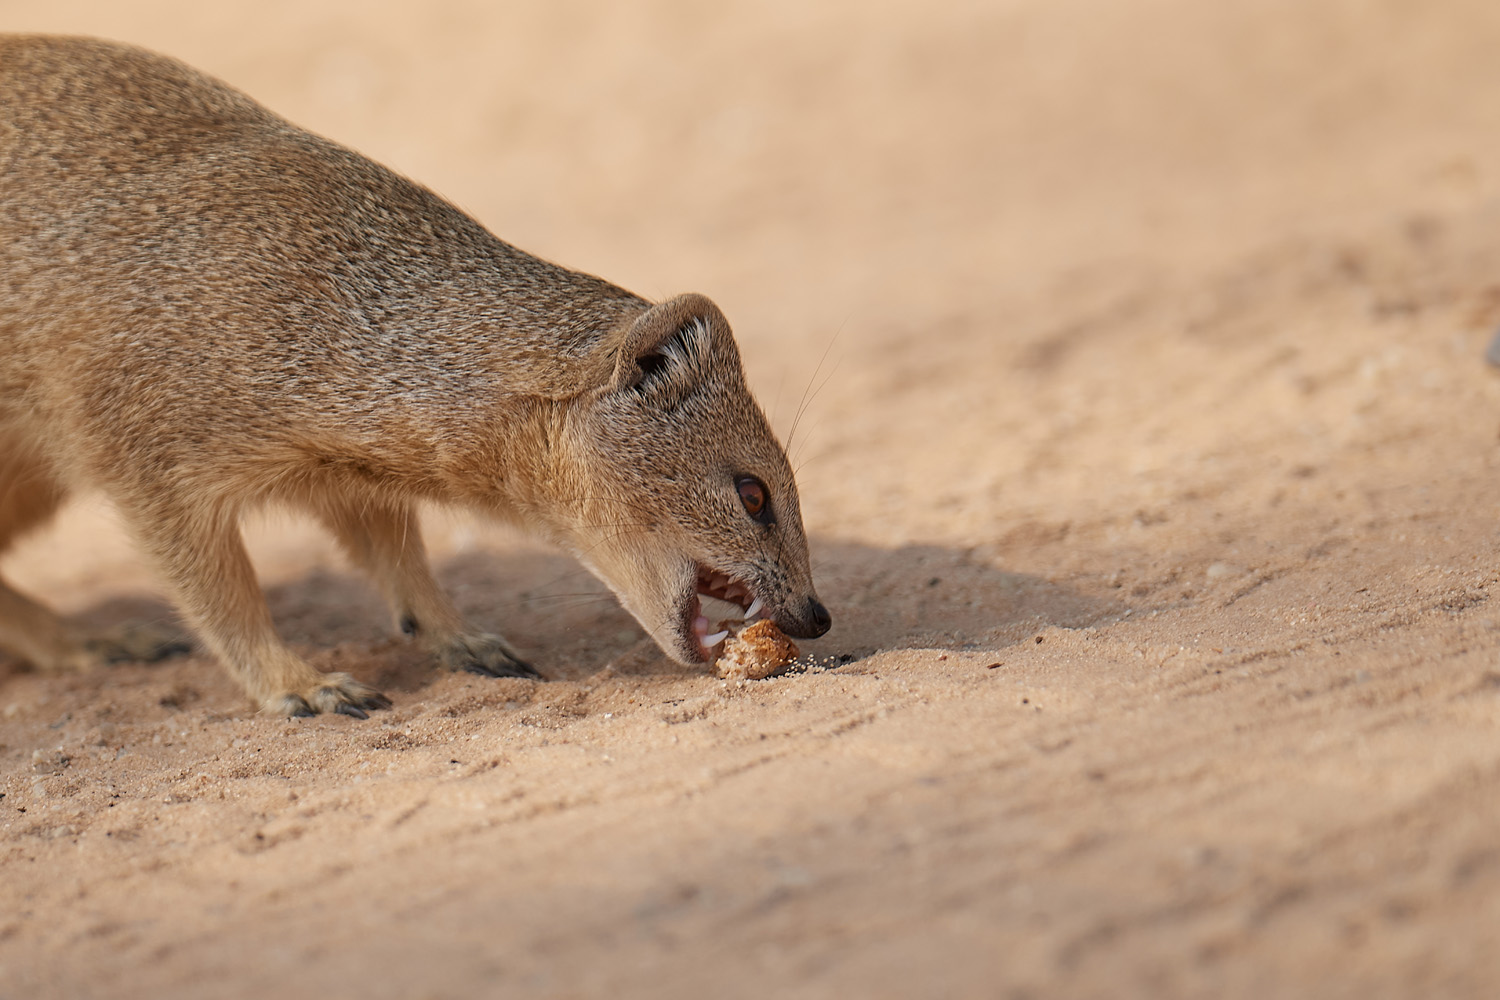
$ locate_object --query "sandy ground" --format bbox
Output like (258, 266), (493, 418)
(5, 1), (1500, 996)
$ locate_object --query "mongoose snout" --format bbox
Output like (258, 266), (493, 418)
(798, 598), (834, 639)
(0, 34), (829, 717)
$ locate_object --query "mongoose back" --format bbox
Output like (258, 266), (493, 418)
(0, 35), (831, 717)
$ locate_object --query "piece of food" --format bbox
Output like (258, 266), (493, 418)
(714, 619), (800, 681)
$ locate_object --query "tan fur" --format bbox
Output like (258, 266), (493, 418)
(0, 35), (830, 717)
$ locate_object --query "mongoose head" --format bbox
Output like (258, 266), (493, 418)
(550, 293), (831, 664)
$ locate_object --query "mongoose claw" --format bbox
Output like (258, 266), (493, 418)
(441, 634), (543, 680)
(463, 658), (542, 680)
(278, 695), (317, 718)
(266, 673), (392, 718)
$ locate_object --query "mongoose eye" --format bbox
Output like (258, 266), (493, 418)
(736, 476), (775, 526)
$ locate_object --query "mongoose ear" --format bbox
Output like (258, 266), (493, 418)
(610, 293), (727, 395)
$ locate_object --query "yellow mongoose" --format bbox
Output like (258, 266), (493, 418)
(0, 35), (830, 717)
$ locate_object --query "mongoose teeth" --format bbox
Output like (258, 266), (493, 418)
(691, 609), (730, 650)
(694, 566), (760, 620)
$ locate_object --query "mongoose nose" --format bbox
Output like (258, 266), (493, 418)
(807, 598), (832, 637)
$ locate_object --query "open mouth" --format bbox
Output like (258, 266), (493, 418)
(686, 565), (765, 659)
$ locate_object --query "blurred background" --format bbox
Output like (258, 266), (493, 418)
(7, 0), (1500, 558)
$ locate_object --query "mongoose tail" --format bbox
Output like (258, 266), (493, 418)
(0, 34), (829, 717)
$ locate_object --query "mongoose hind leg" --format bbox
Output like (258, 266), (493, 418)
(0, 446), (190, 669)
(0, 450), (93, 671)
(310, 497), (541, 681)
(120, 493), (390, 717)
(0, 576), (94, 672)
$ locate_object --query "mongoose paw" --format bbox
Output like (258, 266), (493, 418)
(440, 633), (543, 680)
(84, 624), (193, 664)
(266, 672), (393, 718)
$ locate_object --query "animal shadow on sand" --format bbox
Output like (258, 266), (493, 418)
(0, 538), (1109, 703)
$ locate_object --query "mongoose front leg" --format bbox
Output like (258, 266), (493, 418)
(310, 497), (540, 680)
(122, 496), (390, 717)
